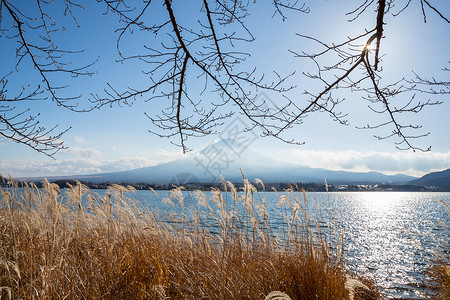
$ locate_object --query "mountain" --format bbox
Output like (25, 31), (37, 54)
(25, 139), (416, 184)
(21, 139), (416, 185)
(408, 169), (450, 188)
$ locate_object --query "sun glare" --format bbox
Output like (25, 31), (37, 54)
(364, 43), (375, 52)
(360, 192), (400, 213)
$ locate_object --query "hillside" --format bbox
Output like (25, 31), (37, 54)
(409, 169), (450, 188)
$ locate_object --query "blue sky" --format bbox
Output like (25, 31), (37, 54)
(1, 1), (449, 178)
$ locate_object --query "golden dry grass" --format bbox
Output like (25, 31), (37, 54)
(427, 256), (450, 300)
(425, 200), (450, 300)
(0, 176), (381, 299)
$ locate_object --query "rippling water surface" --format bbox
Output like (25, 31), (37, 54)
(93, 189), (450, 299)
(312, 192), (449, 299)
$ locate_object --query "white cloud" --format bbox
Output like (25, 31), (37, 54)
(65, 147), (102, 159)
(275, 149), (450, 176)
(0, 144), (188, 178)
(2, 148), (448, 179)
(74, 136), (87, 144)
(0, 155), (173, 178)
(154, 149), (185, 162)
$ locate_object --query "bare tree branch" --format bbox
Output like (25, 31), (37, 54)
(287, 0), (446, 152)
(1, 0), (97, 157)
(1, 0), (448, 157)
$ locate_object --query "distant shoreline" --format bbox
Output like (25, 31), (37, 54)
(2, 178), (449, 192)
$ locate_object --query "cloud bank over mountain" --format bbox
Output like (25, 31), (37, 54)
(6, 140), (425, 185)
(273, 150), (450, 177)
(1, 140), (448, 179)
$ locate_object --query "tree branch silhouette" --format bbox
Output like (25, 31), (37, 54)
(1, 0), (448, 156)
(93, 0), (307, 153)
(0, 0), (97, 158)
(286, 0), (445, 152)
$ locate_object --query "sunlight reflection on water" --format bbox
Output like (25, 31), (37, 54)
(326, 192), (448, 299)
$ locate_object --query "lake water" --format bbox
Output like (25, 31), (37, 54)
(112, 189), (447, 300)
(11, 187), (448, 299)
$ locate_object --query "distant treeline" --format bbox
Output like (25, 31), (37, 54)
(1, 178), (449, 192)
